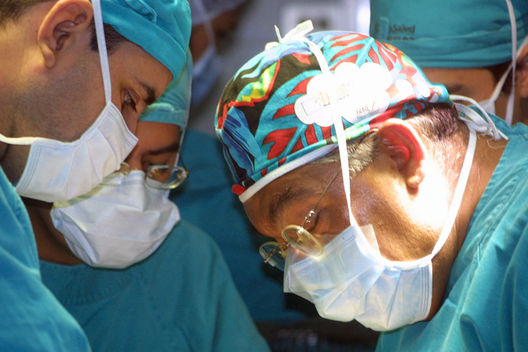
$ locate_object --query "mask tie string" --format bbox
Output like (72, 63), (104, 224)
(92, 0), (112, 104)
(451, 94), (508, 141)
(268, 20), (359, 227)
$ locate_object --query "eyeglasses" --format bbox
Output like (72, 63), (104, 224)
(117, 161), (189, 190)
(258, 171), (340, 271)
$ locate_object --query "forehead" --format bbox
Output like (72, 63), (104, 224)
(133, 121), (180, 151)
(421, 67), (495, 101)
(243, 161), (341, 237)
(110, 41), (172, 99)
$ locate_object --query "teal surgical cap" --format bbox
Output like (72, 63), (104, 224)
(370, 0), (528, 68)
(100, 0), (191, 79)
(139, 52), (192, 128)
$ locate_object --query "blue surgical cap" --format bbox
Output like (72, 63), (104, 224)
(370, 0), (528, 68)
(139, 52), (192, 129)
(100, 0), (191, 79)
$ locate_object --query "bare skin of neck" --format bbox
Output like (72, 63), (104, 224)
(24, 198), (82, 265)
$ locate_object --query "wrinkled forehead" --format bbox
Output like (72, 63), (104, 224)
(243, 159), (342, 235)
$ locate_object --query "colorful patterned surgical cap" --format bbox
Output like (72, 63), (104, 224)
(215, 30), (450, 201)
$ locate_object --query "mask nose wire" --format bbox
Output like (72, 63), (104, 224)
(92, 0), (112, 104)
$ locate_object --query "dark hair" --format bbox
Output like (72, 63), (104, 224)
(1, 0), (127, 53)
(0, 0), (52, 26)
(408, 102), (460, 142)
(89, 21), (128, 54)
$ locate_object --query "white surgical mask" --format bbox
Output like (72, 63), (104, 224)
(50, 170), (180, 269)
(0, 0), (137, 202)
(284, 128), (477, 331)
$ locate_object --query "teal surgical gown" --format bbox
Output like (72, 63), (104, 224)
(376, 118), (528, 351)
(40, 220), (270, 352)
(0, 166), (90, 351)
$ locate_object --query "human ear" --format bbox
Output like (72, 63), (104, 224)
(37, 0), (93, 68)
(377, 119), (427, 190)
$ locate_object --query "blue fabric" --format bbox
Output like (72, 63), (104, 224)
(173, 129), (314, 321)
(376, 119), (528, 351)
(40, 219), (269, 352)
(139, 52), (192, 128)
(101, 0), (191, 80)
(370, 0), (528, 68)
(0, 166), (90, 351)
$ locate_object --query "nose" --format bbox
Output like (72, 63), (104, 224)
(123, 114), (138, 134)
(124, 147), (143, 171)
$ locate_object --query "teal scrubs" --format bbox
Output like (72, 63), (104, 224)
(0, 167), (90, 351)
(40, 220), (270, 352)
(376, 118), (528, 351)
(173, 129), (314, 322)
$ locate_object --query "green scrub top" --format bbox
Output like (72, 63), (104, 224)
(40, 220), (270, 352)
(376, 117), (528, 351)
(0, 166), (90, 351)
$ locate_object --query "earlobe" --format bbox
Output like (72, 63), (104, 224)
(37, 0), (93, 68)
(377, 119), (427, 191)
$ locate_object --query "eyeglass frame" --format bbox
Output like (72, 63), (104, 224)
(117, 159), (189, 190)
(257, 130), (377, 270)
(258, 170), (341, 271)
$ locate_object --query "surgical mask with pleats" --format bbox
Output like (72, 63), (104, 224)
(0, 0), (137, 202)
(50, 170), (180, 269)
(284, 126), (477, 331)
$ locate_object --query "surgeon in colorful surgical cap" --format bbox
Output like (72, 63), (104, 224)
(215, 21), (528, 351)
(370, 0), (528, 125)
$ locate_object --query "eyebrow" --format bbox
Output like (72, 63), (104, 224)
(268, 185), (308, 227)
(444, 83), (464, 94)
(138, 81), (157, 106)
(146, 140), (181, 156)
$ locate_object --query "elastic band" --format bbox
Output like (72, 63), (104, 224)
(429, 128), (476, 258)
(0, 135), (45, 146)
(239, 144), (337, 202)
(92, 0), (112, 103)
(451, 94), (507, 140)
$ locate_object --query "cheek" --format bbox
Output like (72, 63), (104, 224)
(349, 178), (416, 260)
